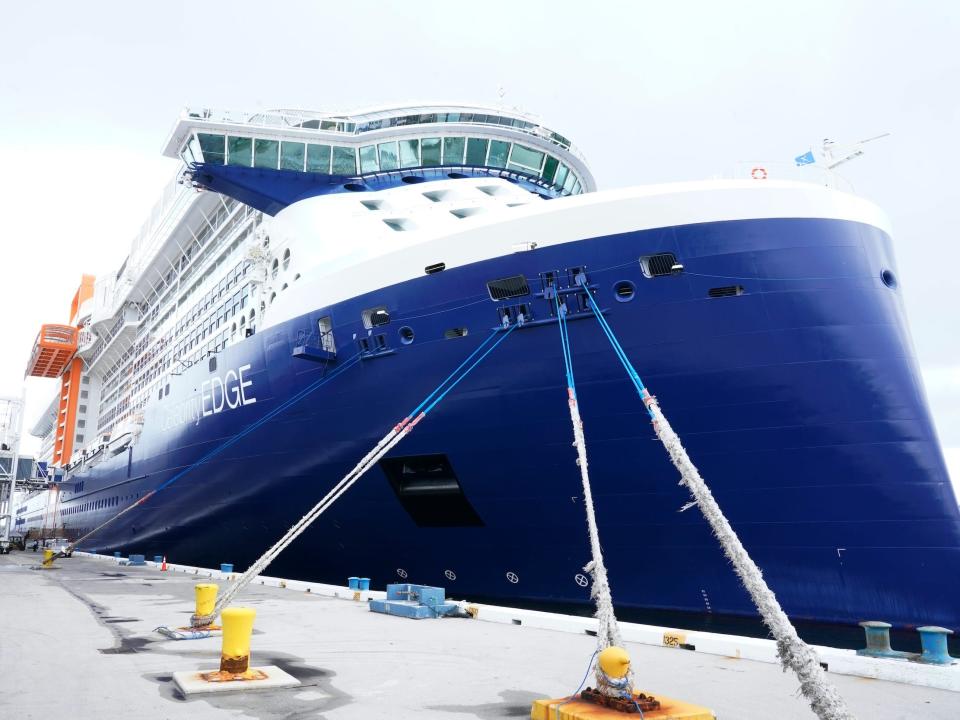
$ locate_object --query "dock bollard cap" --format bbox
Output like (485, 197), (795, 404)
(598, 646), (631, 678)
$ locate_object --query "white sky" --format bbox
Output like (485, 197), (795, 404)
(0, 1), (957, 483)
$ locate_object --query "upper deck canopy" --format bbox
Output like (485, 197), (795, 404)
(163, 103), (595, 214)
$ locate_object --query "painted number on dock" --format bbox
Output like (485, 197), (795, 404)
(663, 631), (687, 648)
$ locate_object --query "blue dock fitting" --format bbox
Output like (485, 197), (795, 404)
(348, 576), (360, 590)
(856, 621), (914, 659)
(220, 563), (234, 573)
(917, 626), (956, 665)
(127, 554), (146, 566)
(369, 583), (462, 619)
(358, 577), (370, 591)
(154, 555), (163, 564)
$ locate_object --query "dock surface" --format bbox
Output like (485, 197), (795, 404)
(1, 553), (956, 719)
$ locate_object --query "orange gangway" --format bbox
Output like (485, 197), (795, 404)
(25, 324), (78, 378)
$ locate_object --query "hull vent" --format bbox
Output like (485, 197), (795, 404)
(708, 285), (745, 298)
(487, 275), (530, 300)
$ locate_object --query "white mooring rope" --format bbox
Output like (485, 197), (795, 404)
(643, 390), (854, 720)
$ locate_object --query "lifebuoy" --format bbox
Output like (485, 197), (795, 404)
(751, 166), (768, 180)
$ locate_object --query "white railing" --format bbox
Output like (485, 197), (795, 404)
(731, 161), (855, 192)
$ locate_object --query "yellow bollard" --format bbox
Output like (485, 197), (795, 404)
(219, 607), (256, 674)
(195, 583), (218, 618)
(41, 549), (55, 568)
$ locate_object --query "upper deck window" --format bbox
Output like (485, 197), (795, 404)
(443, 137), (465, 165)
(554, 164), (569, 188)
(507, 144), (544, 175)
(421, 138), (441, 166)
(280, 141), (305, 171)
(487, 140), (509, 168)
(197, 133), (225, 165)
(466, 138), (488, 166)
(306, 144), (331, 173)
(227, 136), (252, 166)
(255, 139), (279, 169)
(332, 146), (357, 175)
(399, 139), (420, 168)
(378, 141), (399, 171)
(359, 144), (380, 173)
(542, 155), (559, 183)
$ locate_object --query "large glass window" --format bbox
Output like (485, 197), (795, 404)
(554, 164), (570, 189)
(487, 140), (509, 168)
(227, 136), (253, 167)
(378, 141), (399, 171)
(399, 139), (420, 168)
(198, 133), (226, 165)
(280, 141), (305, 171)
(465, 138), (488, 166)
(508, 144), (544, 173)
(421, 138), (441, 166)
(359, 144), (380, 173)
(542, 155), (560, 183)
(332, 146), (357, 175)
(254, 139), (279, 169)
(563, 169), (577, 193)
(306, 144), (331, 173)
(442, 137), (465, 165)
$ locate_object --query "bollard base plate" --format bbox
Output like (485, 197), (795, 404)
(173, 665), (300, 695)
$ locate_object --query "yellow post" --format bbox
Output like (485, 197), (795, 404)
(220, 607), (256, 674)
(195, 583), (218, 619)
(41, 549), (55, 568)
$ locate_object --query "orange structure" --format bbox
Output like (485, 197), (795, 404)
(26, 274), (96, 466)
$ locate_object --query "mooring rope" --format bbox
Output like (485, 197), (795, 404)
(200, 323), (519, 624)
(552, 289), (623, 656)
(578, 278), (855, 720)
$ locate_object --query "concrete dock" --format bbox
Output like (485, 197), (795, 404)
(1, 552), (956, 719)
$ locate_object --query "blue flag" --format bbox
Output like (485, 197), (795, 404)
(794, 150), (816, 166)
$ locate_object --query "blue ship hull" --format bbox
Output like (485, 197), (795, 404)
(43, 216), (959, 630)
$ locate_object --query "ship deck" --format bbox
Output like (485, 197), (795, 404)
(1, 552), (956, 720)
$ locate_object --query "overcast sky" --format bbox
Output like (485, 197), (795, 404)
(0, 1), (957, 482)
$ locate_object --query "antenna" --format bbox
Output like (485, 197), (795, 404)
(822, 132), (891, 169)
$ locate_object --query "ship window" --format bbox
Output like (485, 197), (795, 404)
(542, 155), (560, 182)
(254, 139), (279, 169)
(378, 141), (399, 171)
(227, 136), (253, 167)
(318, 316), (335, 352)
(424, 262), (446, 274)
(487, 275), (530, 301)
(640, 253), (681, 277)
(554, 164), (569, 188)
(708, 285), (745, 298)
(197, 133), (226, 165)
(362, 307), (390, 328)
(572, 180), (582, 195)
(209, 356), (217, 372)
(563, 170), (577, 193)
(79, 405), (87, 413)
(421, 138), (441, 166)
(383, 218), (413, 232)
(359, 144), (380, 173)
(282, 248), (291, 270)
(332, 146), (357, 175)
(280, 141), (305, 171)
(509, 144), (544, 173)
(306, 144), (331, 173)
(466, 138), (488, 166)
(399, 139), (420, 168)
(487, 140), (509, 168)
(443, 136), (465, 164)
(380, 454), (483, 527)
(78, 420), (85, 428)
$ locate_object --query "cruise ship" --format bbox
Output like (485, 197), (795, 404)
(15, 103), (960, 631)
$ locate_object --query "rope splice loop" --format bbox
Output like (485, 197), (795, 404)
(574, 276), (854, 720)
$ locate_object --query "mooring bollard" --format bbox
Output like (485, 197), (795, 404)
(220, 607), (256, 674)
(41, 549), (55, 569)
(220, 563), (233, 574)
(154, 555), (163, 564)
(358, 577), (370, 591)
(917, 626), (956, 665)
(348, 576), (360, 590)
(858, 620), (894, 657)
(195, 583), (219, 621)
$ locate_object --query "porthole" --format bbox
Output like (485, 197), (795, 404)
(271, 258), (279, 279)
(447, 172), (468, 179)
(282, 248), (291, 271)
(401, 175), (425, 184)
(343, 182), (367, 192)
(881, 269), (897, 289)
(614, 280), (635, 302)
(281, 283), (288, 291)
(293, 273), (301, 281)
(269, 292), (277, 304)
(399, 326), (414, 344)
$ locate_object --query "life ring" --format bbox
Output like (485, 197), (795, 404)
(751, 166), (768, 180)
